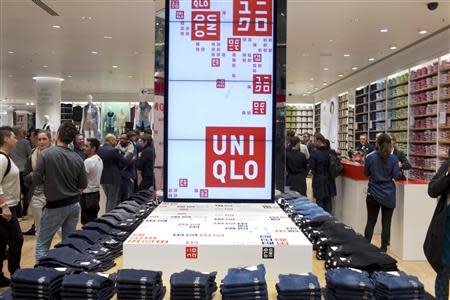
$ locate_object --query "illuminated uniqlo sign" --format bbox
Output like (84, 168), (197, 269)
(205, 127), (266, 187)
(192, 11), (220, 41)
(192, 0), (210, 9)
(252, 101), (266, 115)
(171, 0), (179, 9)
(185, 246), (198, 259)
(227, 38), (241, 51)
(233, 0), (272, 36)
(253, 74), (272, 94)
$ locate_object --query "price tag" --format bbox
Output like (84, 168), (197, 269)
(439, 112), (446, 124)
(387, 271), (401, 277)
(245, 265), (258, 271)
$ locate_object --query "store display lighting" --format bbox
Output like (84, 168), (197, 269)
(310, 78), (314, 81)
(7, 51), (14, 54)
(323, 68), (329, 71)
(91, 51), (98, 54)
(418, 29), (427, 35)
(42, 65), (49, 68)
(352, 67), (358, 70)
(390, 46), (397, 50)
(128, 75), (133, 78)
(32, 77), (64, 82)
(368, 57), (375, 61)
(67, 75), (73, 78)
(338, 74), (344, 77)
(344, 54), (350, 57)
(380, 29), (389, 33)
(112, 65), (119, 69)
(323, 82), (328, 86)
(104, 36), (113, 39)
(7, 75), (13, 78)
(52, 25), (61, 29)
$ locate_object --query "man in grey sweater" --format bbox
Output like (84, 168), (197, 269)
(33, 122), (87, 260)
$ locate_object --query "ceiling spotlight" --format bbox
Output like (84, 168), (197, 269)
(52, 25), (61, 29)
(380, 29), (389, 33)
(42, 65), (49, 68)
(26, 102), (30, 106)
(368, 57), (375, 61)
(352, 67), (358, 70)
(390, 46), (397, 50)
(338, 74), (344, 77)
(323, 68), (329, 71)
(30, 102), (35, 106)
(104, 36), (113, 39)
(329, 39), (334, 42)
(67, 75), (73, 78)
(310, 78), (314, 81)
(323, 82), (328, 86)
(81, 16), (93, 20)
(418, 29), (428, 35)
(344, 54), (350, 57)
(128, 75), (133, 78)
(112, 65), (119, 69)
(7, 51), (14, 54)
(7, 75), (13, 78)
(1, 99), (6, 102)
(133, 51), (140, 55)
(303, 93), (307, 96)
(91, 51), (98, 54)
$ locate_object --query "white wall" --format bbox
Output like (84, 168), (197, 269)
(314, 28), (450, 146)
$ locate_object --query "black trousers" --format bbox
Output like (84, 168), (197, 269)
(80, 192), (100, 225)
(0, 206), (24, 275)
(364, 194), (394, 248)
(18, 172), (29, 217)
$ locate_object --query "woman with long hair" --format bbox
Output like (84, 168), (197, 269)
(363, 133), (402, 252)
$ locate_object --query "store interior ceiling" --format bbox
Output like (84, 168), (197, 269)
(0, 0), (449, 110)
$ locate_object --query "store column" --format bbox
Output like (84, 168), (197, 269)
(33, 77), (63, 132)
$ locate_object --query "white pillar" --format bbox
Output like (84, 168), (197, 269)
(33, 77), (64, 130)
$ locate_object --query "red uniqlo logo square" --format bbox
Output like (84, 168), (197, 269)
(200, 189), (209, 198)
(171, 0), (179, 9)
(216, 79), (225, 88)
(179, 178), (188, 187)
(185, 246), (198, 259)
(192, 0), (210, 9)
(192, 11), (220, 41)
(211, 58), (220, 67)
(253, 101), (266, 115)
(227, 38), (241, 51)
(253, 74), (272, 94)
(253, 53), (262, 62)
(233, 0), (272, 36)
(205, 127), (266, 187)
(176, 11), (184, 19)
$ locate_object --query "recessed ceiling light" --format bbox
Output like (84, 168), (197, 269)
(30, 102), (35, 106)
(310, 78), (314, 81)
(323, 82), (328, 86)
(26, 102), (30, 106)
(52, 25), (61, 29)
(67, 75), (73, 78)
(7, 75), (13, 78)
(303, 93), (307, 96)
(32, 76), (64, 81)
(2, 99), (6, 102)
(112, 65), (119, 69)
(42, 65), (49, 68)
(128, 75), (133, 78)
(418, 29), (427, 35)
(91, 51), (98, 54)
(368, 57), (375, 61)
(329, 39), (334, 43)
(323, 68), (329, 71)
(352, 67), (358, 70)
(380, 29), (389, 33)
(338, 74), (344, 77)
(390, 46), (397, 50)
(81, 16), (93, 20)
(7, 51), (14, 54)
(133, 51), (140, 55)
(344, 54), (350, 57)
(104, 36), (113, 39)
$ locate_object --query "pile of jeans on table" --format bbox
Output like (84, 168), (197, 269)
(277, 193), (398, 272)
(276, 273), (322, 300)
(116, 269), (166, 300)
(10, 267), (66, 299)
(220, 264), (268, 300)
(36, 190), (158, 272)
(170, 269), (217, 300)
(61, 272), (115, 300)
(372, 271), (425, 299)
(325, 268), (375, 300)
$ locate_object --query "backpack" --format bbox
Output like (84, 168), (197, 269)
(328, 151), (343, 179)
(0, 152), (11, 182)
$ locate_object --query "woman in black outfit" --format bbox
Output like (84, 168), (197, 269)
(390, 135), (411, 180)
(136, 134), (155, 190)
(309, 133), (336, 213)
(286, 136), (309, 195)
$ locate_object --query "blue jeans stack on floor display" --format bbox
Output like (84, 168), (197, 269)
(325, 268), (375, 300)
(61, 273), (115, 300)
(116, 269), (166, 300)
(372, 271), (425, 300)
(220, 264), (268, 300)
(170, 269), (217, 300)
(276, 273), (322, 300)
(10, 267), (65, 300)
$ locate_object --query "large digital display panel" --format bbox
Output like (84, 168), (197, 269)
(165, 0), (275, 201)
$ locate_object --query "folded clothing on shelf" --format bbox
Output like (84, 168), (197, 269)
(325, 268), (375, 300)
(221, 264), (267, 300)
(276, 273), (321, 300)
(11, 267), (66, 300)
(372, 271), (425, 300)
(61, 272), (115, 300)
(116, 269), (166, 300)
(170, 269), (217, 300)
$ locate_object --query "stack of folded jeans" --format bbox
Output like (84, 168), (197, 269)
(372, 271), (425, 299)
(83, 221), (131, 242)
(325, 268), (375, 300)
(36, 247), (114, 272)
(11, 268), (65, 299)
(327, 248), (398, 272)
(61, 273), (115, 300)
(56, 237), (120, 262)
(116, 269), (166, 300)
(69, 229), (122, 253)
(170, 269), (217, 300)
(0, 289), (12, 300)
(276, 273), (322, 300)
(220, 264), (268, 300)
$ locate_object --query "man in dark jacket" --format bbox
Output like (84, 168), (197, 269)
(97, 134), (127, 212)
(116, 133), (136, 202)
(286, 136), (309, 195)
(309, 133), (336, 213)
(137, 134), (155, 190)
(356, 133), (374, 155)
(427, 158), (450, 300)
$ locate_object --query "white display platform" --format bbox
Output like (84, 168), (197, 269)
(123, 203), (312, 280)
(391, 181), (436, 260)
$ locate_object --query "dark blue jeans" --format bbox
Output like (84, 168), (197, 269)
(316, 196), (332, 213)
(435, 265), (450, 300)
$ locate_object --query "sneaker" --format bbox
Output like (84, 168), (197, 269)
(0, 274), (11, 287)
(23, 224), (36, 236)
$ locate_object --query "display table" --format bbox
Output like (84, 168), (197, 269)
(123, 203), (312, 280)
(391, 181), (436, 260)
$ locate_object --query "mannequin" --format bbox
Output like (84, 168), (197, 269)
(118, 109), (127, 134)
(104, 106), (117, 134)
(81, 95), (101, 139)
(134, 100), (152, 130)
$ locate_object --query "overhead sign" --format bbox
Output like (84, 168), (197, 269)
(165, 0), (275, 201)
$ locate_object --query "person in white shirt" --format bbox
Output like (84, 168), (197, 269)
(0, 126), (23, 287)
(80, 138), (103, 224)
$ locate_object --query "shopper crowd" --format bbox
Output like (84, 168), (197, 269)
(0, 123), (155, 287)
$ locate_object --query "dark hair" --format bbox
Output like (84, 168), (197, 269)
(290, 136), (300, 148)
(325, 139), (331, 148)
(376, 133), (392, 163)
(36, 129), (51, 140)
(57, 122), (78, 144)
(0, 126), (13, 147)
(286, 130), (295, 137)
(140, 133), (153, 146)
(86, 138), (100, 152)
(314, 132), (326, 144)
(143, 128), (153, 136)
